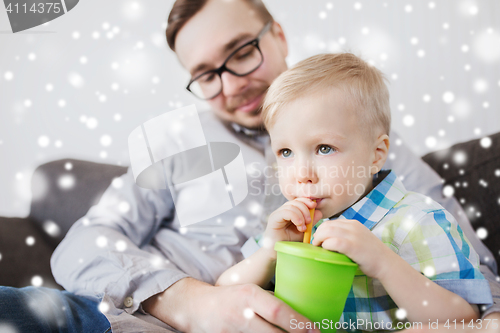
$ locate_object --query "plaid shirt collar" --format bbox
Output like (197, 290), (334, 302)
(328, 170), (406, 230)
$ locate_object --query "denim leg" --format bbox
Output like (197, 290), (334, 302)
(0, 286), (111, 333)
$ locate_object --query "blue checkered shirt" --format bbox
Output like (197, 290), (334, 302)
(311, 170), (493, 331)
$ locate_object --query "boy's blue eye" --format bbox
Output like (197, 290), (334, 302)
(318, 145), (335, 155)
(280, 149), (293, 158)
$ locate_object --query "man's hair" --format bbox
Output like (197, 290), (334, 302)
(166, 0), (274, 51)
(262, 53), (391, 139)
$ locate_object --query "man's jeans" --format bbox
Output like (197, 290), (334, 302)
(0, 286), (111, 333)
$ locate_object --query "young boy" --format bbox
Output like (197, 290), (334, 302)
(216, 53), (492, 330)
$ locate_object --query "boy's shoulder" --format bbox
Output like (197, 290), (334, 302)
(381, 190), (454, 231)
(393, 190), (446, 214)
(368, 170), (446, 217)
(376, 191), (461, 251)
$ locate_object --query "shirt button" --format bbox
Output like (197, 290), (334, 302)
(124, 296), (133, 308)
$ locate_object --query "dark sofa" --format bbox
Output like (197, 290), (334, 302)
(0, 132), (499, 288)
(0, 159), (127, 289)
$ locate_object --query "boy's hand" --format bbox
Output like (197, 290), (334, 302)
(312, 219), (397, 279)
(263, 198), (323, 248)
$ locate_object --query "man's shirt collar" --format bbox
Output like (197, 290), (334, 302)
(230, 122), (267, 137)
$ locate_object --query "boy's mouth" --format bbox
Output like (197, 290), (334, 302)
(306, 197), (323, 205)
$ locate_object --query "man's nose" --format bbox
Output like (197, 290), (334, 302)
(295, 159), (318, 184)
(220, 71), (250, 97)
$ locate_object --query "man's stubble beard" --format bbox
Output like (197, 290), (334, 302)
(225, 85), (269, 130)
(226, 84), (269, 114)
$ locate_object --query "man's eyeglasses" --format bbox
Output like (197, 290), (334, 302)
(186, 21), (273, 100)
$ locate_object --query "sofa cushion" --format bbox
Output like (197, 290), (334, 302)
(0, 217), (61, 289)
(28, 159), (127, 248)
(422, 132), (500, 267)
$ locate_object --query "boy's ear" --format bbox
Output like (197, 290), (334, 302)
(371, 134), (390, 175)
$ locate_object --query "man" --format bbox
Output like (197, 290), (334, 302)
(1, 0), (498, 332)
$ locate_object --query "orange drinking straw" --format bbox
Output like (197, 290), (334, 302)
(303, 200), (315, 244)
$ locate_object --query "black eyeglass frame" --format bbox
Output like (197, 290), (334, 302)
(186, 21), (273, 100)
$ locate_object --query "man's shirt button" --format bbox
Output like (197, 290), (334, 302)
(124, 296), (133, 308)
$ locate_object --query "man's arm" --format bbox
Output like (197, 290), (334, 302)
(51, 166), (187, 314)
(143, 277), (320, 333)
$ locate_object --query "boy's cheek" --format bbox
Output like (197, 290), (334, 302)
(278, 181), (296, 199)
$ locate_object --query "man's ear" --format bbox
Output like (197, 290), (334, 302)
(371, 134), (390, 175)
(271, 21), (288, 58)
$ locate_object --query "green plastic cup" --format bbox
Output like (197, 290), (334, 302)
(274, 241), (358, 333)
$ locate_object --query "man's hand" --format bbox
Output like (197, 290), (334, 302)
(311, 219), (395, 279)
(143, 277), (320, 333)
(263, 198), (322, 248)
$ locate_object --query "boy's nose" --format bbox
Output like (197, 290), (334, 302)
(295, 161), (318, 184)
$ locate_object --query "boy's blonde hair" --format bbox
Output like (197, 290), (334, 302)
(262, 53), (391, 139)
